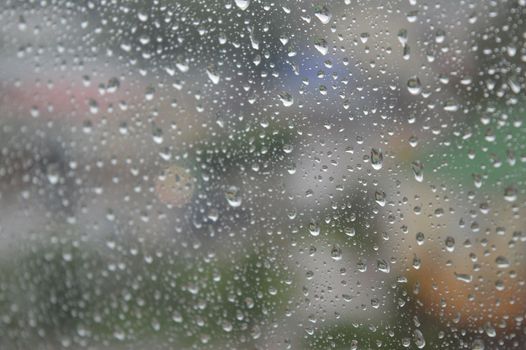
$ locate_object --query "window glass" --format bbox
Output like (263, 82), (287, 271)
(0, 1), (525, 349)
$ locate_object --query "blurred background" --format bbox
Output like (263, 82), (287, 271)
(0, 0), (525, 349)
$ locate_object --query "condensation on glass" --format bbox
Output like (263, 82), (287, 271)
(0, 0), (525, 349)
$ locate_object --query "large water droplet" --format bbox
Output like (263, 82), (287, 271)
(371, 148), (383, 170)
(411, 161), (424, 182)
(314, 38), (328, 55)
(308, 221), (320, 236)
(415, 232), (425, 245)
(413, 329), (425, 349)
(445, 236), (456, 252)
(330, 245), (342, 260)
(234, 0), (250, 11)
(375, 191), (386, 207)
(377, 259), (390, 273)
(278, 92), (294, 107)
(407, 76), (422, 95)
(225, 186), (242, 207)
(206, 65), (220, 84)
(314, 5), (332, 24)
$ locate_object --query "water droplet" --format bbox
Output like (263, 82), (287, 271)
(314, 38), (328, 55)
(454, 272), (472, 283)
(413, 329), (425, 349)
(435, 29), (446, 43)
(107, 77), (120, 93)
(359, 32), (369, 44)
(234, 0), (250, 11)
(46, 163), (61, 185)
(176, 61), (189, 73)
(375, 191), (386, 207)
(314, 5), (332, 24)
(377, 259), (390, 273)
(308, 221), (320, 236)
(445, 236), (455, 252)
(403, 44), (411, 60)
(484, 323), (496, 338)
(407, 76), (422, 95)
(225, 186), (242, 207)
(408, 135), (419, 147)
(371, 148), (383, 170)
(495, 256), (510, 269)
(88, 99), (99, 114)
(504, 186), (517, 202)
(411, 161), (424, 182)
(412, 255), (421, 269)
(344, 226), (356, 237)
(398, 29), (408, 45)
(406, 10), (418, 23)
(443, 100), (459, 112)
(278, 92), (294, 107)
(206, 65), (220, 84)
(330, 245), (342, 260)
(471, 339), (485, 350)
(415, 232), (425, 245)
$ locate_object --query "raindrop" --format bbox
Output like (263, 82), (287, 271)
(408, 135), (419, 147)
(471, 339), (485, 350)
(206, 65), (220, 84)
(278, 92), (294, 107)
(357, 259), (367, 272)
(407, 76), (422, 95)
(314, 38), (328, 55)
(344, 226), (356, 237)
(504, 186), (517, 202)
(445, 236), (456, 252)
(377, 259), (390, 273)
(484, 323), (496, 338)
(225, 186), (242, 207)
(314, 5), (332, 24)
(330, 245), (342, 260)
(454, 272), (472, 283)
(375, 191), (386, 207)
(413, 329), (425, 349)
(415, 232), (425, 245)
(495, 256), (510, 269)
(411, 161), (424, 182)
(234, 0), (250, 11)
(398, 29), (408, 45)
(371, 148), (383, 170)
(308, 221), (320, 237)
